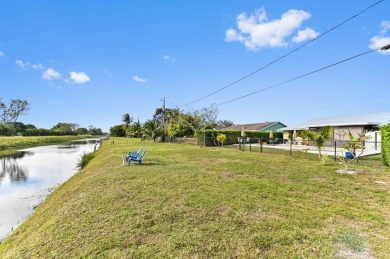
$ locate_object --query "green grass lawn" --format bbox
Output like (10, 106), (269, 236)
(0, 137), (389, 258)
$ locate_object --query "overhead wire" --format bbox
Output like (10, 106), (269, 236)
(215, 47), (383, 107)
(179, 0), (384, 108)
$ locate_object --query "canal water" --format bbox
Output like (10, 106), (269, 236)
(0, 139), (99, 241)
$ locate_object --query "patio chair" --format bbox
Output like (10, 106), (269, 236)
(122, 146), (142, 165)
(126, 146), (142, 160)
(127, 147), (147, 165)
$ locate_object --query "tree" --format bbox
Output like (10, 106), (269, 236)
(182, 105), (219, 132)
(343, 131), (371, 162)
(110, 124), (126, 137)
(0, 99), (30, 124)
(216, 120), (234, 128)
(76, 127), (88, 135)
(142, 119), (161, 142)
(303, 126), (332, 160)
(131, 119), (143, 138)
(122, 113), (133, 132)
(153, 107), (180, 140)
(88, 126), (103, 135)
(167, 116), (195, 138)
(52, 123), (79, 133)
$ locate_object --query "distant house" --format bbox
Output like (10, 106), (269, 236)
(280, 112), (390, 142)
(223, 121), (287, 132)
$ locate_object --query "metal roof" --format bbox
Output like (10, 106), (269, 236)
(279, 112), (390, 131)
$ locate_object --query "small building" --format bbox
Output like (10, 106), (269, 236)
(223, 121), (287, 132)
(280, 112), (390, 142)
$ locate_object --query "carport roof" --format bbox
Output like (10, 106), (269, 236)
(279, 112), (390, 131)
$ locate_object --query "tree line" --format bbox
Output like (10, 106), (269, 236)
(0, 99), (102, 136)
(109, 106), (234, 141)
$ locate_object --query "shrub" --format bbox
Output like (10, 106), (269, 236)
(78, 152), (95, 169)
(216, 134), (226, 146)
(0, 124), (14, 136)
(381, 123), (390, 167)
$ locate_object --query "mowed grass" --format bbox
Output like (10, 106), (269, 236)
(0, 137), (389, 258)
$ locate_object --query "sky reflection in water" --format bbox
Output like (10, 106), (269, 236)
(0, 139), (98, 241)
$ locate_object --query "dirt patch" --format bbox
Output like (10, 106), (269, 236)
(336, 169), (364, 175)
(219, 171), (237, 181)
(336, 246), (371, 259)
(312, 177), (327, 183)
(335, 232), (370, 259)
(216, 205), (229, 216)
(241, 209), (267, 224)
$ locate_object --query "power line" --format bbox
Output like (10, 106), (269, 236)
(216, 47), (384, 107)
(179, 0), (384, 108)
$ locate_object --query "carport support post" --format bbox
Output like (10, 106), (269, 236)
(334, 141), (337, 161)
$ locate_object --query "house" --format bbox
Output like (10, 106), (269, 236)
(223, 121), (287, 132)
(280, 112), (390, 143)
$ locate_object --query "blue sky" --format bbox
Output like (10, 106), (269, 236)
(1, 0), (389, 132)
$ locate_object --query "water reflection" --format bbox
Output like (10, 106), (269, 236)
(0, 138), (99, 241)
(0, 152), (31, 184)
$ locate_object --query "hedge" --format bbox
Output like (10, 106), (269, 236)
(21, 128), (77, 136)
(195, 130), (283, 146)
(381, 123), (390, 167)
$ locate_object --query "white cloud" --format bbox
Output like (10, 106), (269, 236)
(368, 21), (390, 54)
(42, 68), (61, 80)
(163, 55), (176, 62)
(133, 76), (147, 82)
(380, 20), (390, 34)
(0, 51), (3, 57)
(69, 71), (90, 84)
(15, 60), (30, 69)
(31, 63), (45, 70)
(292, 27), (319, 42)
(225, 7), (316, 50)
(369, 36), (390, 54)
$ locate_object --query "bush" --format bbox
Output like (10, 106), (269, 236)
(381, 123), (390, 167)
(78, 152), (95, 169)
(0, 124), (14, 136)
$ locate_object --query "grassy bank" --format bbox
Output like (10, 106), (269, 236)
(0, 135), (96, 157)
(0, 138), (389, 258)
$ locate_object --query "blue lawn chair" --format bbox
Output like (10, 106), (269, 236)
(127, 148), (147, 165)
(126, 146), (142, 161)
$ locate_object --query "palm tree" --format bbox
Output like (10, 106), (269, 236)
(132, 119), (143, 138)
(303, 126), (332, 159)
(142, 119), (161, 142)
(122, 113), (133, 132)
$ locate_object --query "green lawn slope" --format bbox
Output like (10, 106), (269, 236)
(0, 137), (389, 258)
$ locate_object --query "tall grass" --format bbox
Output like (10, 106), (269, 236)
(77, 152), (95, 169)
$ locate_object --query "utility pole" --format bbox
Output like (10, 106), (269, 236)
(162, 97), (166, 142)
